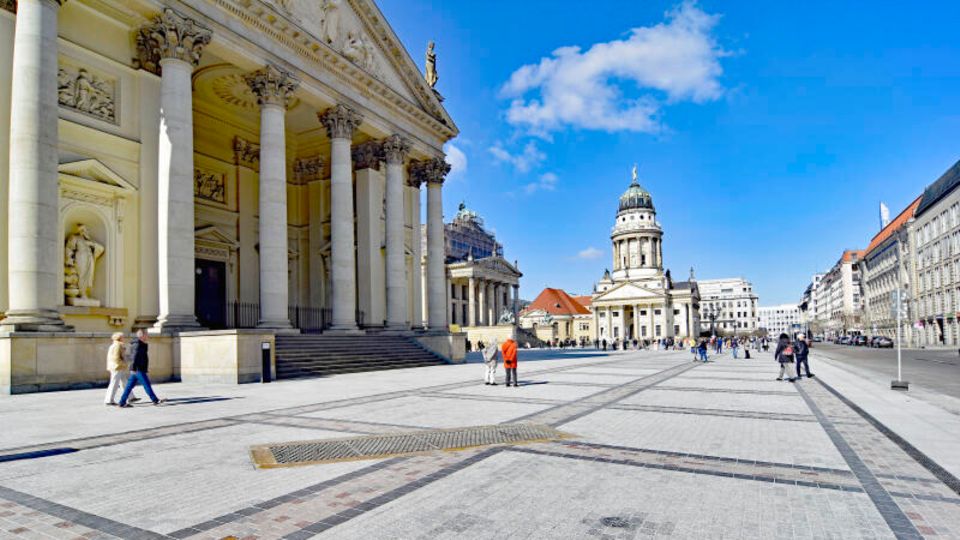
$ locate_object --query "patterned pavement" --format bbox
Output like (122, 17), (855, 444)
(1, 349), (959, 538)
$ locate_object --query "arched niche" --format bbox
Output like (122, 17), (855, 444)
(60, 202), (119, 307)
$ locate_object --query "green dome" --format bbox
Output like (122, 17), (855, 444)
(618, 180), (653, 212)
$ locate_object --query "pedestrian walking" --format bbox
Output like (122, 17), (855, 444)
(118, 329), (165, 407)
(104, 332), (139, 406)
(697, 338), (708, 362)
(501, 337), (519, 387)
(483, 338), (500, 385)
(794, 333), (814, 378)
(774, 333), (797, 382)
(732, 339), (740, 359)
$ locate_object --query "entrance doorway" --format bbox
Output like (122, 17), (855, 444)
(195, 259), (227, 329)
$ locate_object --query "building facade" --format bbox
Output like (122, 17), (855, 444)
(0, 0), (461, 393)
(799, 273), (824, 336)
(697, 278), (759, 336)
(816, 250), (865, 337)
(438, 203), (521, 346)
(910, 160), (960, 346)
(758, 304), (801, 338)
(591, 168), (700, 342)
(519, 288), (591, 345)
(862, 197), (920, 342)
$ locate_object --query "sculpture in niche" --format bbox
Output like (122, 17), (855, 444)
(194, 168), (226, 204)
(64, 224), (105, 306)
(425, 41), (438, 88)
(57, 66), (117, 124)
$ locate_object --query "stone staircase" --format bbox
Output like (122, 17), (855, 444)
(274, 334), (449, 379)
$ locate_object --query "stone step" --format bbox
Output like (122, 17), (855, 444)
(274, 334), (446, 379)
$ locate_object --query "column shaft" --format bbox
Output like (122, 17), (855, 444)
(410, 183), (423, 328)
(4, 0), (67, 330)
(257, 104), (291, 328)
(329, 136), (356, 330)
(384, 137), (409, 329)
(154, 58), (201, 330)
(426, 181), (445, 329)
(468, 276), (476, 326)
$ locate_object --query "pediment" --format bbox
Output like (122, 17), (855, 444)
(195, 224), (238, 248)
(59, 159), (135, 191)
(594, 282), (666, 303)
(477, 256), (522, 278)
(263, 0), (454, 127)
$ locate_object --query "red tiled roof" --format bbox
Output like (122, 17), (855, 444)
(842, 249), (865, 263)
(527, 288), (591, 316)
(572, 295), (592, 308)
(865, 197), (922, 255)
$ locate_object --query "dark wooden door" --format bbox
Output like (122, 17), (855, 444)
(195, 259), (227, 329)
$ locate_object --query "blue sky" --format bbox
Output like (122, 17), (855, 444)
(379, 0), (960, 304)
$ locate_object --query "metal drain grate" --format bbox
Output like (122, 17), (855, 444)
(250, 423), (571, 468)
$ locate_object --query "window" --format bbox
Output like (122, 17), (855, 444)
(613, 327), (619, 338)
(674, 325), (680, 335)
(612, 311), (620, 317)
(655, 324), (662, 337)
(640, 310), (648, 316)
(641, 326), (647, 337)
(451, 303), (457, 324)
(674, 309), (680, 315)
(654, 309), (662, 315)
(450, 284), (457, 298)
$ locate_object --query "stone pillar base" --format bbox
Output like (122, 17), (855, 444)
(257, 320), (293, 330)
(132, 316), (158, 331)
(151, 314), (202, 334)
(179, 329), (276, 384)
(0, 309), (73, 332)
(325, 327), (365, 336)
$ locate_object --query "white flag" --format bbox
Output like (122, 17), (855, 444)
(880, 202), (890, 228)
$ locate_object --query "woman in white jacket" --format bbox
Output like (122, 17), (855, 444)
(104, 332), (137, 406)
(482, 338), (500, 386)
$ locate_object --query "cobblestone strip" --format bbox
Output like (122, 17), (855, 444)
(509, 443), (864, 493)
(795, 383), (923, 539)
(0, 485), (168, 539)
(648, 386), (798, 396)
(0, 418), (241, 462)
(514, 361), (699, 427)
(605, 403), (820, 423)
(165, 457), (407, 538)
(816, 378), (960, 497)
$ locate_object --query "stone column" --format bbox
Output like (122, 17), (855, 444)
(246, 66), (297, 328)
(411, 157), (451, 331)
(3, 0), (69, 330)
(492, 283), (500, 324)
(476, 279), (486, 326)
(407, 175), (424, 329)
(634, 304), (641, 340)
(512, 284), (520, 326)
(383, 135), (410, 330)
(319, 104), (362, 331)
(486, 282), (495, 326)
(468, 276), (476, 327)
(134, 9), (211, 332)
(605, 307), (612, 340)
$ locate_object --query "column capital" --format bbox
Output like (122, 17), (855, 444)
(136, 8), (212, 75)
(408, 156), (450, 186)
(351, 140), (383, 171)
(382, 134), (411, 165)
(319, 104), (362, 140)
(245, 65), (299, 108)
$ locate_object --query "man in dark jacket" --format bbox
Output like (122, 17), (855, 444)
(118, 329), (164, 407)
(794, 333), (813, 378)
(774, 333), (797, 382)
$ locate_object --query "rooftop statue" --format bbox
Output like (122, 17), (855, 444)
(425, 41), (438, 88)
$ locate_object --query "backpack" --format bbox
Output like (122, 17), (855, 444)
(782, 344), (794, 356)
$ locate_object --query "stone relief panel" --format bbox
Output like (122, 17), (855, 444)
(57, 62), (118, 125)
(270, 0), (382, 77)
(194, 167), (226, 204)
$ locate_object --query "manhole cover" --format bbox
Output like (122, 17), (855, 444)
(250, 423), (572, 468)
(600, 516), (631, 528)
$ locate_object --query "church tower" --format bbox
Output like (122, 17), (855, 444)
(611, 166), (663, 281)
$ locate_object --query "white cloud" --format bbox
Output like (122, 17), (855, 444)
(523, 172), (559, 194)
(577, 246), (604, 260)
(443, 142), (467, 178)
(489, 140), (546, 173)
(500, 1), (725, 135)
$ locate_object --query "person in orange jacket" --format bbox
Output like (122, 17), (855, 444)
(501, 337), (519, 387)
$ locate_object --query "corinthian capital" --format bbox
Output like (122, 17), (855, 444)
(135, 8), (212, 75)
(318, 104), (363, 140)
(244, 65), (299, 108)
(381, 134), (410, 165)
(408, 157), (451, 186)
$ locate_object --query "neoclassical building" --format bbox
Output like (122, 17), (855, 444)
(0, 0), (461, 393)
(438, 203), (521, 347)
(591, 168), (700, 342)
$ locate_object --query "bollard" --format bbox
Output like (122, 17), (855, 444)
(261, 341), (272, 383)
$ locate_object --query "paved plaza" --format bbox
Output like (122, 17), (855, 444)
(2, 348), (960, 539)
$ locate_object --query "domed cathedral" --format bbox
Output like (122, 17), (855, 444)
(591, 166), (701, 343)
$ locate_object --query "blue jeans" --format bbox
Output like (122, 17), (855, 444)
(698, 349), (708, 362)
(119, 371), (159, 405)
(733, 347), (739, 358)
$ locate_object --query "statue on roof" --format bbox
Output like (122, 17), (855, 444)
(425, 41), (438, 88)
(458, 201), (466, 212)
(631, 163), (638, 183)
